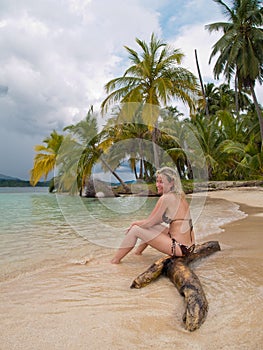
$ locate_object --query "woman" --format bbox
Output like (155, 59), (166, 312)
(111, 167), (195, 264)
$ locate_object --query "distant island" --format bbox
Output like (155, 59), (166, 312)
(0, 174), (49, 187)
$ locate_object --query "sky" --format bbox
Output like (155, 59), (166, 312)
(0, 0), (262, 180)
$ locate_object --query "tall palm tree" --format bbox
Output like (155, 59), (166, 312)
(205, 0), (263, 144)
(30, 130), (64, 189)
(101, 33), (199, 168)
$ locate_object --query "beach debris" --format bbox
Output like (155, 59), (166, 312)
(131, 240), (221, 332)
(130, 255), (169, 288)
(95, 191), (105, 198)
(164, 257), (208, 332)
(72, 256), (93, 265)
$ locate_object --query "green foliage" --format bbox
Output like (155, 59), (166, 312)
(30, 130), (64, 186)
(29, 30), (263, 193)
(101, 33), (199, 113)
(206, 0), (263, 141)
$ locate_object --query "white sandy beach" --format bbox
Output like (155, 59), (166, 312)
(207, 186), (263, 208)
(1, 188), (263, 350)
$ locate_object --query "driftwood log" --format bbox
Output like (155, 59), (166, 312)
(131, 241), (221, 331)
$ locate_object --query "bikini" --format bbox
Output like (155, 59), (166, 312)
(162, 212), (195, 256)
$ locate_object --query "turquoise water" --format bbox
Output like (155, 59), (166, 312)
(0, 187), (246, 282)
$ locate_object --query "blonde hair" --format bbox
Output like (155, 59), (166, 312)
(156, 166), (184, 196)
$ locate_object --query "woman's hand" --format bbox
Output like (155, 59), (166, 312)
(125, 225), (132, 234)
(125, 220), (144, 234)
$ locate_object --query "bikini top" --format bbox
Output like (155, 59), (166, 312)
(162, 212), (194, 242)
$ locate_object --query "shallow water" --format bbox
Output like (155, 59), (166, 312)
(0, 188), (262, 349)
(0, 187), (246, 281)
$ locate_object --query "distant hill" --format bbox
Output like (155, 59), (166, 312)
(0, 174), (20, 180)
(0, 174), (49, 187)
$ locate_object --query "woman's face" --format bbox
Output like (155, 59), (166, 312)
(156, 174), (173, 194)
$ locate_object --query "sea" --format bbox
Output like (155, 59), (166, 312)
(1, 187), (262, 349)
(0, 187), (246, 282)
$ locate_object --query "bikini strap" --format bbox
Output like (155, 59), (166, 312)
(189, 218), (193, 243)
(171, 238), (176, 256)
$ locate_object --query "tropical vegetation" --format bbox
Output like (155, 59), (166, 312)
(30, 1), (263, 194)
(205, 0), (263, 141)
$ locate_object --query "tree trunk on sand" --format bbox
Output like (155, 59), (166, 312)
(131, 241), (221, 331)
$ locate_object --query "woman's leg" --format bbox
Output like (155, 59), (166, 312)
(110, 246), (134, 264)
(110, 225), (139, 264)
(134, 242), (148, 255)
(111, 225), (171, 264)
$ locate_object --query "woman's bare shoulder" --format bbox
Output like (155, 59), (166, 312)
(164, 192), (181, 200)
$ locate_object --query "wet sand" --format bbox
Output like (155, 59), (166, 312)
(0, 188), (263, 349)
(207, 187), (263, 259)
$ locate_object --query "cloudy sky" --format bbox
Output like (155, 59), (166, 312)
(0, 0), (262, 180)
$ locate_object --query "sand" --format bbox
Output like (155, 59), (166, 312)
(0, 187), (263, 350)
(207, 186), (263, 209)
(207, 187), (263, 259)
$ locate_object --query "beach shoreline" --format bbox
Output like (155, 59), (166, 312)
(206, 188), (263, 258)
(1, 187), (263, 349)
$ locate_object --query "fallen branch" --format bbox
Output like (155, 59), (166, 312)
(163, 257), (209, 331)
(131, 241), (221, 331)
(130, 255), (169, 289)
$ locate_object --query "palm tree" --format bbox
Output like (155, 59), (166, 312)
(159, 108), (210, 181)
(189, 113), (227, 180)
(30, 130), (64, 190)
(102, 120), (153, 180)
(222, 138), (263, 179)
(202, 83), (236, 115)
(101, 33), (199, 168)
(205, 0), (263, 144)
(64, 110), (130, 194)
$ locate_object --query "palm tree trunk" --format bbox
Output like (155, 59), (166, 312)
(249, 82), (263, 147)
(234, 72), (240, 118)
(133, 161), (138, 180)
(100, 157), (130, 192)
(152, 124), (160, 169)
(195, 49), (209, 118)
(139, 139), (144, 179)
(139, 158), (143, 179)
(143, 159), (150, 181)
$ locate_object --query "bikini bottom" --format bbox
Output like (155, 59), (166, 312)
(169, 236), (195, 257)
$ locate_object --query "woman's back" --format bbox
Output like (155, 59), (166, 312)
(163, 193), (195, 246)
